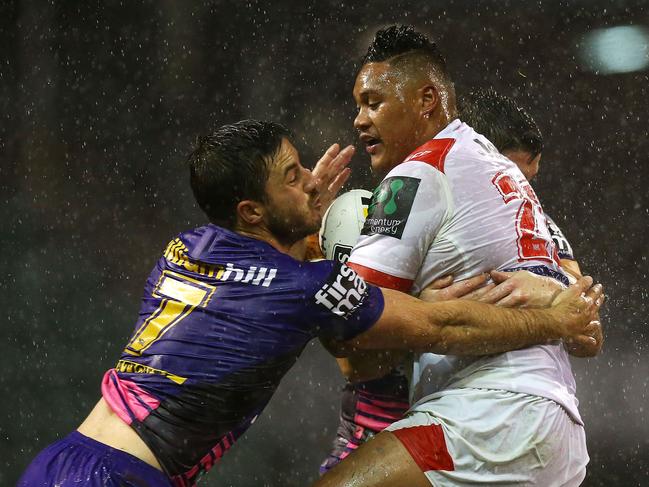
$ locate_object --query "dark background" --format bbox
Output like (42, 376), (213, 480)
(2, 1), (648, 485)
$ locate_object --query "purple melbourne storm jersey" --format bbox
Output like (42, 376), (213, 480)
(101, 224), (384, 486)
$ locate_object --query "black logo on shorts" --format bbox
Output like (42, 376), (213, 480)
(362, 176), (420, 239)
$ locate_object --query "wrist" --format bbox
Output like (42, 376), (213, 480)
(541, 308), (565, 340)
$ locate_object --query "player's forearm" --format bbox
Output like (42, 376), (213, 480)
(348, 279), (599, 355)
(430, 300), (561, 355)
(336, 351), (409, 383)
(346, 288), (560, 354)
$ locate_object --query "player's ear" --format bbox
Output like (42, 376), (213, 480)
(421, 84), (439, 118)
(236, 199), (264, 226)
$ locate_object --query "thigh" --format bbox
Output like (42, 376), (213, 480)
(387, 389), (588, 486)
(314, 430), (431, 487)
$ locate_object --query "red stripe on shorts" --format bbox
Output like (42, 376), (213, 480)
(392, 425), (454, 472)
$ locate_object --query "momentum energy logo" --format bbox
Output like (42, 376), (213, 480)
(362, 176), (420, 239)
(315, 263), (368, 318)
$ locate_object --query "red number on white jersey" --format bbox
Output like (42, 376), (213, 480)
(492, 171), (559, 264)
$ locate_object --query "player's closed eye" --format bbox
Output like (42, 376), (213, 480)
(287, 169), (299, 184)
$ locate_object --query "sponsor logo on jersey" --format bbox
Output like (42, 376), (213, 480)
(164, 239), (277, 287)
(315, 263), (368, 318)
(362, 176), (420, 239)
(165, 238), (222, 277)
(333, 244), (353, 264)
(116, 359), (187, 385)
(220, 263), (277, 287)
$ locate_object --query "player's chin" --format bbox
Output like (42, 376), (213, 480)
(370, 153), (393, 177)
(306, 213), (323, 235)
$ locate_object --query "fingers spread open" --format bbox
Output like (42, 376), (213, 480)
(585, 283), (604, 303)
(429, 274), (454, 290)
(443, 274), (488, 299)
(572, 276), (594, 295)
(461, 283), (496, 301)
(331, 145), (355, 172)
(496, 290), (528, 308)
(314, 143), (340, 171)
(476, 280), (514, 305)
(328, 167), (351, 195)
(489, 270), (514, 284)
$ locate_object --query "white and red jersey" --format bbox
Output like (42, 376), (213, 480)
(348, 119), (582, 424)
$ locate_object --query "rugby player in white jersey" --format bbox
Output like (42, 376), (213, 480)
(318, 88), (603, 475)
(314, 26), (603, 487)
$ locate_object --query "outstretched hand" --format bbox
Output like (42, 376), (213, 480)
(467, 270), (562, 308)
(550, 276), (605, 349)
(312, 143), (354, 214)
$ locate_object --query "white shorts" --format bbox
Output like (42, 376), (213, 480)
(386, 388), (588, 486)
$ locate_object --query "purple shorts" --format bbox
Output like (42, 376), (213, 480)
(17, 431), (173, 487)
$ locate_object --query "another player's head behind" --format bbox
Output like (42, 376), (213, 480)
(459, 89), (543, 181)
(354, 24), (456, 177)
(188, 119), (322, 246)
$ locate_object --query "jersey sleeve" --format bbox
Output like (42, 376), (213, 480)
(348, 161), (452, 291)
(297, 260), (385, 342)
(545, 214), (575, 260)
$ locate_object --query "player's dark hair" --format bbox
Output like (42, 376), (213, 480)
(362, 25), (450, 82)
(188, 120), (291, 228)
(458, 88), (543, 157)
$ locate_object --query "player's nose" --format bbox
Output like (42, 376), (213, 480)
(354, 107), (370, 131)
(303, 168), (317, 194)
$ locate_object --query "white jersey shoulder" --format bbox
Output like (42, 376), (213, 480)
(348, 151), (453, 290)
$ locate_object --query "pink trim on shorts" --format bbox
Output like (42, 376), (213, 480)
(356, 400), (407, 419)
(175, 432), (236, 486)
(392, 425), (455, 472)
(353, 414), (393, 432)
(357, 392), (410, 411)
(101, 369), (161, 424)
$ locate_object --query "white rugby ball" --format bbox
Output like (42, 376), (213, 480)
(319, 189), (373, 263)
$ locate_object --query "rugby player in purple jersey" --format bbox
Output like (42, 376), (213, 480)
(19, 120), (602, 487)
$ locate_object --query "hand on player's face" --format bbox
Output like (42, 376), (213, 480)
(312, 143), (354, 216)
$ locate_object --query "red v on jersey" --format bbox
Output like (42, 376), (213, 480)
(404, 138), (456, 173)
